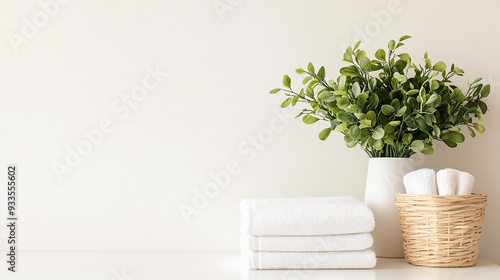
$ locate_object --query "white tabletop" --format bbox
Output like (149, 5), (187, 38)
(0, 252), (498, 280)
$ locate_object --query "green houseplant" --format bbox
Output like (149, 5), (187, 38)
(270, 36), (491, 257)
(270, 36), (489, 157)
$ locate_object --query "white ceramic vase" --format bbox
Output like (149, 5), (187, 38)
(364, 158), (418, 258)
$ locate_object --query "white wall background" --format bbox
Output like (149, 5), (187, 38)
(0, 0), (499, 264)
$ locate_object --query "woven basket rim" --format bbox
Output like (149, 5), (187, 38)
(396, 193), (486, 199)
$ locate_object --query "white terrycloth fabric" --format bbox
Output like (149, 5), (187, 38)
(456, 170), (475, 195)
(240, 197), (375, 236)
(403, 168), (437, 194)
(243, 250), (377, 270)
(436, 168), (458, 195)
(241, 233), (373, 252)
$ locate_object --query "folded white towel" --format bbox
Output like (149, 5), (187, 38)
(241, 233), (373, 252)
(403, 168), (437, 194)
(240, 197), (374, 236)
(243, 249), (376, 270)
(436, 168), (458, 195)
(456, 170), (475, 195)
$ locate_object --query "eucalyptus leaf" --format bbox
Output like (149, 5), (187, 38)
(340, 65), (359, 77)
(394, 72), (407, 83)
(426, 94), (439, 105)
(302, 115), (319, 124)
(283, 75), (291, 88)
(425, 57), (432, 69)
(334, 90), (348, 96)
(307, 62), (315, 74)
(368, 94), (379, 108)
(475, 110), (484, 121)
(395, 106), (407, 117)
(388, 40), (395, 51)
(478, 100), (488, 114)
(410, 140), (424, 152)
(406, 89), (419, 96)
(337, 97), (350, 109)
(433, 125), (441, 137)
(421, 145), (434, 155)
(473, 123), (485, 133)
(360, 57), (371, 72)
(359, 119), (372, 129)
(350, 125), (361, 139)
(374, 139), (384, 150)
(317, 66), (326, 80)
(302, 76), (313, 85)
(366, 111), (377, 127)
(384, 124), (395, 133)
(343, 52), (352, 62)
(443, 131), (465, 143)
(402, 133), (412, 145)
(375, 48), (386, 60)
(372, 126), (385, 140)
(281, 98), (291, 108)
(414, 117), (428, 132)
(360, 137), (369, 150)
(318, 91), (336, 102)
(352, 82), (361, 97)
(356, 50), (366, 59)
(338, 112), (356, 123)
(468, 126), (476, 138)
(399, 35), (412, 41)
(344, 135), (357, 148)
(443, 138), (458, 148)
(430, 80), (439, 91)
(451, 132), (465, 143)
(381, 105), (395, 115)
(319, 127), (332, 140)
(353, 41), (361, 50)
(481, 84), (490, 98)
(432, 61), (446, 72)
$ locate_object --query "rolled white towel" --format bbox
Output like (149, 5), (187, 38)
(241, 233), (373, 252)
(436, 168), (458, 195)
(243, 250), (377, 270)
(403, 168), (437, 194)
(456, 171), (475, 195)
(240, 197), (374, 236)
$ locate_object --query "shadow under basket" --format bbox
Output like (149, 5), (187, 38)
(395, 193), (487, 268)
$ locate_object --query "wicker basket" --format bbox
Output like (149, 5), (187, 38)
(395, 193), (487, 268)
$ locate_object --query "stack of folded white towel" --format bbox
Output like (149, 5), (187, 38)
(403, 168), (475, 195)
(240, 196), (376, 270)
